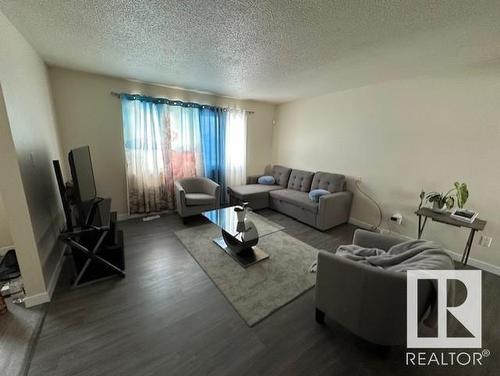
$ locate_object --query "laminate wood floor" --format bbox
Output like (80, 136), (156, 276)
(27, 210), (500, 376)
(0, 299), (45, 376)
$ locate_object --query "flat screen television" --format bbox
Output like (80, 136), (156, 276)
(69, 145), (97, 203)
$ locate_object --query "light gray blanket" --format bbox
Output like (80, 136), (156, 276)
(336, 239), (454, 271)
(336, 239), (455, 327)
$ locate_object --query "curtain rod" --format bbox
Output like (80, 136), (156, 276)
(110, 91), (254, 114)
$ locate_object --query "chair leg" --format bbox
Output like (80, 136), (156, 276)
(315, 308), (325, 324)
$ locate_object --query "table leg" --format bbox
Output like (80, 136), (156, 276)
(222, 228), (257, 253)
(461, 229), (476, 265)
(68, 231), (125, 288)
(214, 226), (268, 268)
(417, 215), (421, 239)
(417, 215), (428, 239)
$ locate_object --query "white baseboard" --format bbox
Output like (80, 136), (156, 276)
(0, 246), (51, 308)
(117, 212), (132, 221)
(348, 217), (377, 230)
(23, 291), (50, 308)
(21, 245), (66, 308)
(117, 210), (173, 222)
(46, 245), (66, 298)
(445, 250), (500, 275)
(348, 217), (500, 277)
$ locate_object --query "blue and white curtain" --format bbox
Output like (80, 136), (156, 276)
(200, 107), (226, 197)
(224, 109), (247, 190)
(121, 95), (247, 214)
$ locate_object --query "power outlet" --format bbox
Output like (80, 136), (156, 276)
(390, 213), (403, 225)
(479, 235), (493, 248)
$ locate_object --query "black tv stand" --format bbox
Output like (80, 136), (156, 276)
(79, 196), (105, 228)
(53, 152), (125, 288)
(60, 198), (125, 287)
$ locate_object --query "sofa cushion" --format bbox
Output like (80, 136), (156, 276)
(257, 175), (276, 185)
(270, 189), (318, 213)
(185, 193), (216, 206)
(311, 172), (346, 193)
(229, 184), (282, 199)
(271, 165), (292, 188)
(287, 169), (314, 192)
(309, 189), (330, 202)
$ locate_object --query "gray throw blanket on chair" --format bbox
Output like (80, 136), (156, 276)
(336, 239), (455, 327)
(336, 239), (454, 272)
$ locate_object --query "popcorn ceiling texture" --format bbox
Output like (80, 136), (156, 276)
(1, 0), (500, 102)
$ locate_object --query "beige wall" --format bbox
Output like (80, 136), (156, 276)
(0, 85), (47, 298)
(0, 193), (13, 248)
(0, 11), (64, 299)
(274, 73), (500, 267)
(48, 67), (276, 215)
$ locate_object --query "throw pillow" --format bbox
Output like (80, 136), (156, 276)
(258, 175), (275, 185)
(308, 189), (330, 202)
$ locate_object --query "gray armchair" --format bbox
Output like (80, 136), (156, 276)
(315, 229), (435, 346)
(174, 177), (220, 218)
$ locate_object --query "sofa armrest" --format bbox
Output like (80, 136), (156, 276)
(174, 180), (185, 195)
(353, 229), (406, 251)
(174, 181), (186, 213)
(316, 191), (353, 230)
(316, 250), (406, 312)
(315, 250), (411, 345)
(200, 177), (219, 196)
(246, 174), (263, 184)
(200, 178), (221, 208)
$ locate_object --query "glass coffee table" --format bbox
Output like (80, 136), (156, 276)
(202, 206), (271, 268)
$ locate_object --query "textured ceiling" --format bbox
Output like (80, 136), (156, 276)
(1, 1), (500, 103)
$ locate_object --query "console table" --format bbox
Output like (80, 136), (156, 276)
(415, 207), (486, 265)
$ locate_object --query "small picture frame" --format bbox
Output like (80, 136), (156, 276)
(450, 208), (478, 223)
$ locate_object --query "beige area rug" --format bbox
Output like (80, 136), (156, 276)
(175, 214), (318, 326)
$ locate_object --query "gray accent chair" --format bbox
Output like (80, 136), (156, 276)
(228, 165), (291, 210)
(174, 177), (220, 218)
(315, 229), (435, 346)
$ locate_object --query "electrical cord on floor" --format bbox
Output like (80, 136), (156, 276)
(355, 179), (383, 231)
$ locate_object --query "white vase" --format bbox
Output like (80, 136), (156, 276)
(432, 202), (447, 213)
(241, 219), (258, 242)
(234, 206), (247, 222)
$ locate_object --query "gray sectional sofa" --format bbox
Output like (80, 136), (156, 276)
(228, 165), (353, 231)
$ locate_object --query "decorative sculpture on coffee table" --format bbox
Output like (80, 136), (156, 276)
(203, 203), (268, 268)
(222, 204), (259, 254)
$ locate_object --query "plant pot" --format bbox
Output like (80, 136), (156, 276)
(431, 201), (447, 213)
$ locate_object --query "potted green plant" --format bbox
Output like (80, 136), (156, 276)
(419, 182), (469, 213)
